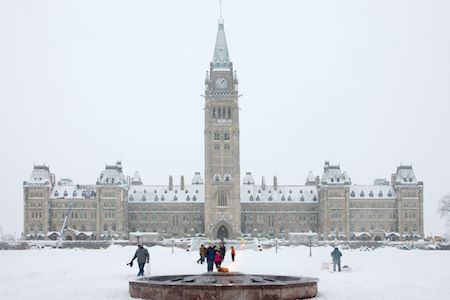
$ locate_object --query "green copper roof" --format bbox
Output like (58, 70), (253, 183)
(212, 19), (231, 69)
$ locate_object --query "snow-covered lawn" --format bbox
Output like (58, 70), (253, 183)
(1, 244), (449, 299)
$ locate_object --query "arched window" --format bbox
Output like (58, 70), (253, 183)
(104, 224), (108, 231)
(218, 191), (227, 206)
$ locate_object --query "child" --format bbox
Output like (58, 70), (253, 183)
(231, 246), (236, 262)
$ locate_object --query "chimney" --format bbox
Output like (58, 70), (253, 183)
(180, 176), (185, 190)
(273, 176), (278, 191)
(262, 176), (266, 190)
(169, 175), (173, 191)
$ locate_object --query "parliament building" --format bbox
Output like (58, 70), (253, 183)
(23, 16), (424, 242)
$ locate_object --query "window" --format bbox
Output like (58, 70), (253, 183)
(369, 191), (374, 197)
(378, 191), (383, 197)
(214, 133), (220, 140)
(351, 191), (355, 197)
(214, 174), (220, 181)
(360, 191), (365, 197)
(224, 174), (231, 181)
(218, 192), (227, 206)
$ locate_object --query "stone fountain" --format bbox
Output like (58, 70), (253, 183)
(129, 272), (318, 300)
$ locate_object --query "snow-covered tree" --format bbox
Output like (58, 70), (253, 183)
(439, 194), (450, 232)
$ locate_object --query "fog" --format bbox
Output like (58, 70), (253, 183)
(0, 0), (449, 236)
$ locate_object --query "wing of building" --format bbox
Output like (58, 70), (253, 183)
(23, 15), (424, 242)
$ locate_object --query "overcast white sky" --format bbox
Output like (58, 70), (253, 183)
(0, 0), (449, 236)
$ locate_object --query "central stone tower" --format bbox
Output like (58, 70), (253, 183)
(204, 16), (241, 239)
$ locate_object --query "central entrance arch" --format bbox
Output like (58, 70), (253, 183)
(217, 225), (229, 240)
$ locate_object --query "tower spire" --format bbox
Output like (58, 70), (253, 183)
(212, 0), (231, 69)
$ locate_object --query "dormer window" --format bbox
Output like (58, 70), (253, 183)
(164, 190), (167, 194)
(193, 195), (197, 201)
(196, 190), (199, 193)
(351, 191), (355, 197)
(173, 195), (177, 201)
(313, 195), (318, 201)
(161, 195), (165, 201)
(268, 195), (273, 201)
(331, 178), (334, 182)
(133, 189), (136, 194)
(388, 191), (393, 197)
(289, 190), (292, 194)
(360, 191), (365, 197)
(249, 196), (254, 201)
(175, 190), (177, 193)
(185, 190), (188, 194)
(378, 191), (383, 197)
(142, 195), (146, 201)
(281, 195), (286, 201)
(144, 189), (147, 193)
(154, 190), (157, 193)
(248, 190), (251, 193)
(186, 195), (190, 201)
(55, 191), (59, 197)
(300, 190), (303, 194)
(288, 195), (292, 201)
(337, 178), (340, 183)
(129, 195), (133, 201)
(154, 195), (158, 201)
(81, 191), (86, 197)
(73, 191), (77, 197)
(404, 178), (407, 182)
(214, 175), (220, 181)
(256, 196), (260, 201)
(310, 190), (313, 194)
(224, 174), (231, 181)
(409, 178), (412, 182)
(369, 191), (374, 197)
(300, 195), (304, 201)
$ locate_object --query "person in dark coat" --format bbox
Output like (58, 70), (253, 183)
(219, 243), (226, 261)
(129, 244), (150, 276)
(205, 243), (215, 272)
(197, 244), (206, 264)
(331, 247), (342, 272)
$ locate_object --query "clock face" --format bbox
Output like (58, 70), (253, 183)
(215, 77), (228, 89)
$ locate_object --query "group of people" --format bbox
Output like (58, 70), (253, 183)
(197, 243), (236, 272)
(127, 243), (342, 277)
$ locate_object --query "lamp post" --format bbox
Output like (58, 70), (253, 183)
(308, 230), (313, 257)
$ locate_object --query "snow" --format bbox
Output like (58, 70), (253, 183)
(1, 245), (449, 300)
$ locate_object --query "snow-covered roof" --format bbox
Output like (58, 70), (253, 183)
(321, 162), (351, 185)
(353, 232), (372, 237)
(243, 172), (255, 185)
(192, 172), (203, 185)
(128, 184), (205, 203)
(305, 171), (316, 185)
(132, 171), (142, 185)
(51, 184), (96, 199)
(385, 232), (400, 237)
(241, 185), (318, 203)
(394, 165), (419, 185)
(27, 165), (53, 186)
(350, 185), (396, 199)
(97, 162), (125, 185)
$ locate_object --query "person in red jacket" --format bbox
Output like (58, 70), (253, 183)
(214, 246), (222, 270)
(231, 246), (236, 262)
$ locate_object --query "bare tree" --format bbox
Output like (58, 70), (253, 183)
(439, 194), (450, 217)
(439, 194), (450, 232)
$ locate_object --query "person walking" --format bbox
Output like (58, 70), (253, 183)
(197, 244), (206, 264)
(129, 244), (150, 276)
(214, 247), (222, 270)
(331, 247), (342, 272)
(231, 246), (236, 262)
(219, 243), (226, 261)
(205, 243), (215, 272)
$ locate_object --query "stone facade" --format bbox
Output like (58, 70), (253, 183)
(23, 17), (424, 242)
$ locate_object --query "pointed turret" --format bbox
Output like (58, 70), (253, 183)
(212, 19), (231, 69)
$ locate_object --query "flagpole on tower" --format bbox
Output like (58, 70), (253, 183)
(219, 0), (223, 20)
